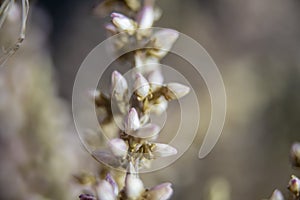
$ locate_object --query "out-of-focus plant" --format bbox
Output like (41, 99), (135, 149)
(78, 0), (190, 199)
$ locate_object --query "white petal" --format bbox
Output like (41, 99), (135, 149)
(125, 173), (144, 199)
(96, 180), (116, 200)
(134, 73), (150, 100)
(134, 123), (160, 139)
(148, 69), (164, 91)
(111, 12), (137, 35)
(111, 71), (128, 101)
(151, 143), (177, 158)
(108, 138), (128, 158)
(125, 108), (140, 133)
(149, 29), (179, 58)
(166, 82), (190, 100)
(270, 189), (284, 200)
(147, 182), (173, 200)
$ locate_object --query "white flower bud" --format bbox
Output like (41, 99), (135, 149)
(111, 71), (128, 101)
(151, 143), (177, 158)
(165, 82), (190, 100)
(137, 0), (154, 29)
(147, 182), (173, 200)
(290, 142), (300, 167)
(125, 108), (140, 133)
(96, 180), (116, 200)
(148, 69), (164, 91)
(111, 12), (137, 35)
(105, 23), (118, 35)
(134, 123), (160, 139)
(149, 29), (179, 58)
(125, 164), (144, 199)
(270, 189), (284, 200)
(288, 175), (300, 197)
(108, 138), (128, 158)
(134, 73), (150, 100)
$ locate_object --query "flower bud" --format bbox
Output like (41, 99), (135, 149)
(108, 138), (128, 158)
(146, 182), (173, 200)
(151, 143), (177, 158)
(288, 175), (300, 197)
(111, 70), (128, 101)
(111, 12), (137, 35)
(125, 163), (144, 199)
(96, 180), (116, 200)
(137, 0), (154, 29)
(125, 108), (140, 133)
(290, 142), (300, 167)
(134, 73), (150, 100)
(270, 189), (284, 200)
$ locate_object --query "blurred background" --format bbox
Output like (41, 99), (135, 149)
(0, 0), (300, 199)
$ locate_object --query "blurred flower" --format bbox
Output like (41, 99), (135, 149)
(287, 175), (300, 197)
(290, 142), (300, 168)
(269, 189), (284, 200)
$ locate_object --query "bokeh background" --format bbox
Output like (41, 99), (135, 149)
(0, 0), (300, 199)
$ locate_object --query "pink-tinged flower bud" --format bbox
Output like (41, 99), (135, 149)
(165, 82), (190, 100)
(134, 123), (160, 139)
(111, 12), (137, 35)
(147, 182), (173, 200)
(290, 142), (300, 167)
(96, 180), (116, 200)
(125, 108), (140, 133)
(269, 189), (284, 200)
(125, 163), (144, 199)
(288, 175), (300, 197)
(149, 29), (179, 58)
(134, 73), (150, 100)
(148, 69), (164, 91)
(111, 71), (128, 101)
(105, 173), (119, 196)
(105, 23), (118, 35)
(108, 138), (128, 158)
(137, 0), (154, 29)
(151, 143), (177, 158)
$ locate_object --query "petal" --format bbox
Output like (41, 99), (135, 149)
(106, 173), (119, 196)
(288, 175), (300, 196)
(134, 73), (150, 100)
(149, 29), (179, 58)
(151, 143), (177, 158)
(165, 82), (190, 100)
(148, 69), (164, 91)
(149, 96), (168, 115)
(96, 180), (116, 200)
(125, 108), (140, 133)
(290, 142), (300, 167)
(134, 123), (160, 139)
(147, 182), (173, 200)
(111, 71), (128, 101)
(270, 189), (284, 200)
(108, 138), (128, 158)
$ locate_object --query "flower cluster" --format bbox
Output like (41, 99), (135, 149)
(268, 142), (300, 200)
(79, 0), (190, 199)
